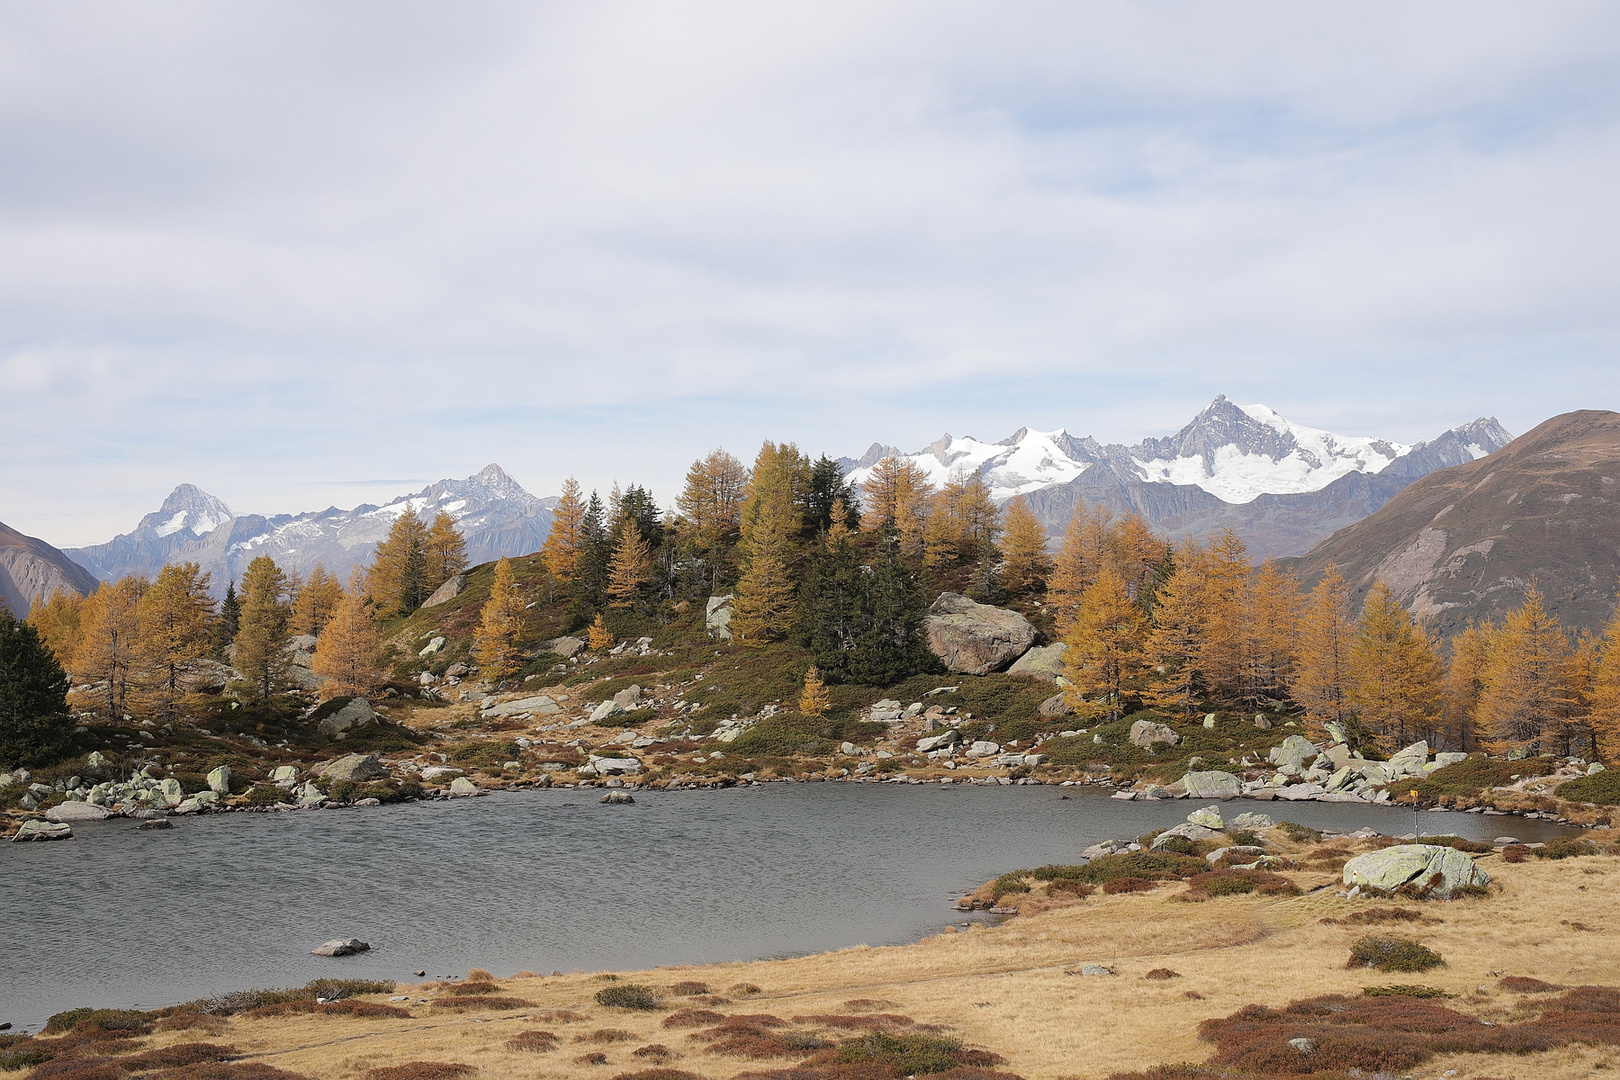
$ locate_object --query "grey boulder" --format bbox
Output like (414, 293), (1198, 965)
(1151, 822), (1221, 849)
(922, 593), (1036, 675)
(1342, 844), (1491, 898)
(422, 572), (467, 608)
(321, 754), (389, 783)
(12, 820), (72, 842)
(45, 802), (113, 823)
(1129, 720), (1179, 748)
(1007, 643), (1068, 682)
(311, 938), (370, 957)
(448, 776), (481, 796)
(206, 765), (233, 794)
(319, 698), (378, 737)
(1179, 770), (1242, 799)
(706, 594), (735, 640)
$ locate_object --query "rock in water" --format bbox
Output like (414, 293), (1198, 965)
(600, 791), (635, 804)
(1129, 720), (1179, 748)
(1186, 805), (1224, 830)
(1178, 770), (1242, 799)
(137, 818), (173, 830)
(311, 938), (370, 957)
(448, 777), (481, 796)
(922, 593), (1036, 675)
(11, 820), (72, 842)
(1342, 844), (1491, 899)
(44, 801), (113, 823)
(321, 754), (389, 782)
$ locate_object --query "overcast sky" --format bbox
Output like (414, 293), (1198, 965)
(4, 2), (1619, 546)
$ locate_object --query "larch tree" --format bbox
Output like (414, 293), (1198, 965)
(1477, 585), (1570, 755)
(1047, 504), (1116, 633)
(998, 496), (1052, 596)
(800, 666), (831, 716)
(587, 612), (614, 651)
(733, 443), (801, 642)
(1589, 603), (1620, 761)
(1142, 544), (1206, 717)
(1346, 582), (1443, 751)
(291, 564), (344, 636)
(1293, 564), (1356, 737)
(72, 577), (146, 719)
(1114, 512), (1171, 609)
(136, 562), (215, 721)
(541, 478), (587, 583)
(310, 588), (384, 699)
(1061, 565), (1149, 720)
(425, 511), (469, 590)
(1249, 560), (1303, 707)
(472, 557), (525, 681)
(368, 502), (430, 615)
(860, 455), (933, 556)
(1195, 530), (1252, 705)
(234, 556), (291, 702)
(1441, 622), (1492, 752)
(824, 497), (854, 548)
(676, 449), (749, 588)
(606, 522), (654, 608)
(26, 589), (84, 670)
(925, 468), (998, 569)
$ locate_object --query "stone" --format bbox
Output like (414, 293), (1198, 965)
(1288, 1037), (1315, 1055)
(1151, 822), (1221, 849)
(589, 699), (626, 723)
(446, 662), (472, 678)
(1324, 720), (1351, 745)
(1277, 783), (1326, 801)
(546, 636), (586, 659)
(321, 754), (389, 783)
(1129, 720), (1180, 748)
(11, 820), (72, 842)
(311, 938), (370, 957)
(206, 765), (233, 794)
(965, 741), (1001, 759)
(923, 593), (1036, 675)
(1186, 805), (1224, 830)
(484, 695), (562, 718)
(1253, 714), (1272, 729)
(178, 658), (238, 694)
(421, 766), (463, 783)
(1322, 743), (1352, 769)
(1179, 770), (1242, 799)
(1203, 714), (1217, 729)
(271, 766), (299, 784)
(1431, 752), (1468, 771)
(1493, 836), (1521, 846)
(45, 801), (112, 823)
(1342, 844), (1492, 899)
(1386, 741), (1430, 777)
(1038, 693), (1072, 718)
(612, 685), (644, 710)
(1268, 735), (1319, 771)
(1007, 643), (1068, 681)
(448, 777), (481, 796)
(85, 751), (108, 768)
(588, 756), (643, 776)
(1079, 965), (1114, 976)
(869, 699), (904, 722)
(706, 594), (736, 640)
(1082, 839), (1133, 860)
(1022, 754), (1048, 766)
(318, 698), (378, 737)
(600, 791), (635, 804)
(194, 790), (220, 807)
(419, 636), (446, 657)
(284, 665), (326, 692)
(422, 572), (467, 608)
(138, 818), (173, 830)
(1206, 845), (1266, 864)
(916, 731), (959, 753)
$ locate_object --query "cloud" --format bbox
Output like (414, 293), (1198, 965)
(2, 1), (1618, 544)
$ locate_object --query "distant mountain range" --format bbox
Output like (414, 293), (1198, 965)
(840, 396), (1513, 559)
(67, 465), (556, 596)
(1286, 409), (1620, 637)
(0, 521), (99, 616)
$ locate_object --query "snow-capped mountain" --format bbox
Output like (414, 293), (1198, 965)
(843, 397), (1515, 559)
(68, 464), (555, 594)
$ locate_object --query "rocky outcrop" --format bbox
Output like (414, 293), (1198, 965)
(1007, 643), (1067, 682)
(1129, 720), (1179, 748)
(11, 820), (72, 842)
(1342, 844), (1492, 898)
(311, 938), (370, 957)
(44, 802), (113, 823)
(318, 754), (388, 783)
(318, 698), (378, 737)
(923, 593), (1036, 675)
(1177, 770), (1243, 799)
(706, 595), (735, 641)
(423, 573), (467, 608)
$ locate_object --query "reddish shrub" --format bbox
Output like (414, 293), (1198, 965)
(665, 1010), (728, 1029)
(427, 995), (532, 1012)
(633, 1044), (676, 1061)
(534, 1009), (588, 1023)
(577, 1052), (611, 1065)
(610, 1071), (706, 1080)
(1500, 976), (1565, 993)
(1144, 969), (1181, 980)
(580, 1029), (638, 1044)
(1102, 878), (1160, 895)
(150, 1066), (310, 1080)
(1502, 844), (1532, 863)
(506, 1030), (561, 1052)
(248, 1000), (409, 1020)
(669, 982), (712, 996)
(366, 1065), (474, 1080)
(792, 1015), (915, 1031)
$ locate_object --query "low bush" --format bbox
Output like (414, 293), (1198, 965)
(793, 1015), (914, 1032)
(1404, 753), (1556, 800)
(1069, 851), (1205, 885)
(248, 1000), (409, 1019)
(669, 982), (711, 996)
(366, 1064), (474, 1080)
(1102, 878), (1160, 895)
(1500, 976), (1565, 993)
(581, 1030), (638, 1044)
(1502, 843), (1532, 863)
(1536, 838), (1601, 860)
(244, 785), (292, 807)
(1046, 879), (1095, 897)
(1346, 935), (1444, 972)
(1555, 769), (1620, 805)
(428, 995), (531, 1012)
(1360, 984), (1453, 998)
(610, 1071), (704, 1080)
(43, 1008), (151, 1035)
(506, 1031), (560, 1052)
(833, 1032), (965, 1076)
(665, 1010), (727, 1029)
(1224, 830), (1263, 847)
(1274, 822), (1321, 843)
(1144, 969), (1181, 980)
(1181, 869), (1301, 900)
(576, 1051), (610, 1065)
(597, 984), (662, 1010)
(182, 978), (393, 1017)
(988, 872), (1031, 900)
(1412, 834), (1493, 854)
(0, 1042), (51, 1071)
(632, 1044), (675, 1061)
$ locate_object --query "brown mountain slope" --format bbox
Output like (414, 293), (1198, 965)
(0, 519), (100, 616)
(1284, 409), (1620, 638)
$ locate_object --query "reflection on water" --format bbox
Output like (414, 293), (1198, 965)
(0, 782), (1573, 1029)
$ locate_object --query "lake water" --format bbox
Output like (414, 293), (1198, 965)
(0, 783), (1575, 1030)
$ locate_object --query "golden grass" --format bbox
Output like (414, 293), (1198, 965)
(30, 837), (1620, 1079)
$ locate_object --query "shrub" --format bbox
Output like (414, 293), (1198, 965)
(1361, 984), (1453, 998)
(248, 1000), (408, 1019)
(1275, 822), (1321, 843)
(507, 1031), (560, 1052)
(834, 1032), (964, 1076)
(1144, 969), (1181, 980)
(244, 785), (293, 807)
(1070, 851), (1205, 885)
(664, 1010), (727, 1029)
(1536, 839), (1600, 860)
(1408, 753), (1556, 798)
(793, 1014), (914, 1032)
(1499, 976), (1564, 993)
(989, 872), (1031, 900)
(1225, 830), (1263, 847)
(1046, 879), (1095, 897)
(582, 1030), (637, 1044)
(366, 1064), (474, 1080)
(632, 1044), (675, 1061)
(1412, 834), (1493, 854)
(730, 984), (762, 997)
(597, 984), (662, 1010)
(43, 1008), (151, 1035)
(1347, 936), (1444, 972)
(428, 995), (531, 1012)
(0, 1043), (51, 1071)
(577, 1051), (610, 1065)
(1554, 769), (1620, 805)
(669, 982), (711, 996)
(1502, 844), (1532, 863)
(611, 1071), (704, 1080)
(1102, 878), (1160, 895)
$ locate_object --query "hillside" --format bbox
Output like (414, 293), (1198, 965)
(1286, 409), (1620, 637)
(0, 519), (99, 615)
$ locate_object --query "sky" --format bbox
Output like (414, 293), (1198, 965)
(4, 2), (1619, 547)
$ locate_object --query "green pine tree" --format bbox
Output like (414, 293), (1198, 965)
(0, 610), (72, 767)
(211, 580), (240, 659)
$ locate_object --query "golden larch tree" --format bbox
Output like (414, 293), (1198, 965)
(800, 666), (831, 717)
(825, 496), (854, 549)
(587, 612), (614, 651)
(1249, 560), (1303, 706)
(606, 523), (654, 608)
(998, 495), (1052, 595)
(1047, 504), (1116, 633)
(1142, 546), (1207, 717)
(136, 562), (214, 721)
(1441, 621), (1492, 752)
(367, 502), (430, 615)
(291, 564), (344, 636)
(72, 577), (147, 719)
(1477, 584), (1570, 755)
(733, 445), (800, 642)
(1293, 564), (1355, 736)
(1061, 565), (1149, 720)
(1345, 582), (1443, 751)
(1195, 530), (1253, 705)
(27, 589), (84, 669)
(541, 478), (587, 583)
(1589, 603), (1620, 761)
(860, 455), (933, 556)
(234, 556), (291, 701)
(425, 511), (469, 590)
(472, 556), (525, 681)
(311, 588), (385, 699)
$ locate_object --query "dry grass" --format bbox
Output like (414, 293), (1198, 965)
(26, 832), (1620, 1080)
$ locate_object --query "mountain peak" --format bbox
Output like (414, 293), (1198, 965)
(144, 484), (235, 539)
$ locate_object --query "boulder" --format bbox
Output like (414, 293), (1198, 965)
(964, 741), (1001, 759)
(869, 699), (904, 722)
(1151, 822), (1221, 849)
(321, 754), (388, 783)
(1082, 839), (1134, 860)
(1342, 844), (1492, 898)
(600, 791), (635, 804)
(1253, 714), (1272, 729)
(318, 698), (378, 737)
(483, 695), (562, 718)
(1186, 805), (1224, 830)
(1269, 735), (1319, 772)
(612, 685), (644, 710)
(1179, 770), (1242, 799)
(271, 766), (299, 784)
(11, 820), (72, 842)
(706, 595), (736, 640)
(206, 765), (233, 794)
(1007, 643), (1068, 682)
(45, 801), (112, 823)
(311, 938), (370, 957)
(159, 777), (185, 803)
(589, 756), (642, 776)
(590, 699), (628, 724)
(916, 731), (959, 753)
(1129, 720), (1179, 748)
(449, 777), (481, 796)
(1430, 752), (1468, 772)
(1386, 741), (1430, 777)
(1038, 693), (1072, 718)
(419, 636), (446, 657)
(1206, 845), (1266, 864)
(1324, 720), (1351, 745)
(284, 665), (326, 692)
(923, 593), (1035, 675)
(286, 635), (319, 666)
(178, 658), (238, 694)
(423, 572), (467, 609)
(542, 636), (586, 659)
(421, 766), (463, 783)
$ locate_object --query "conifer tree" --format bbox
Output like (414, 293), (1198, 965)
(1048, 504), (1115, 633)
(1142, 546), (1205, 717)
(805, 456), (859, 536)
(1196, 530), (1253, 704)
(368, 502), (430, 615)
(1477, 584), (1569, 755)
(1346, 582), (1443, 750)
(798, 537), (867, 681)
(825, 497), (854, 548)
(998, 496), (1052, 596)
(136, 562), (214, 721)
(73, 576), (146, 719)
(800, 666), (831, 717)
(0, 610), (71, 767)
(211, 580), (240, 659)
(472, 556), (524, 681)
(607, 522), (653, 608)
(1441, 622), (1492, 752)
(26, 589), (84, 669)
(1589, 604), (1620, 761)
(676, 449), (749, 588)
(1061, 565), (1149, 720)
(1249, 560), (1303, 707)
(1293, 564), (1355, 735)
(733, 445), (800, 642)
(311, 588), (384, 699)
(234, 556), (291, 702)
(542, 478), (587, 582)
(291, 564), (344, 637)
(1558, 630), (1600, 757)
(1114, 511), (1172, 609)
(587, 612), (614, 651)
(861, 455), (932, 556)
(425, 511), (469, 589)
(846, 532), (937, 685)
